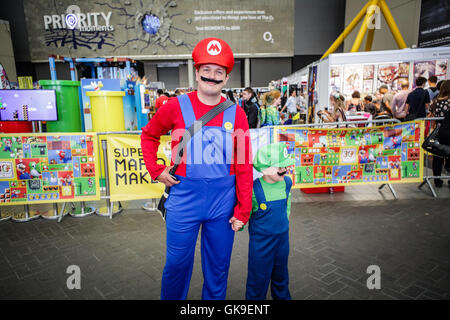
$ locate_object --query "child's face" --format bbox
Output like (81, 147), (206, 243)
(265, 167), (288, 182)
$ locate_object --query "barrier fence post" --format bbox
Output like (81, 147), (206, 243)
(378, 184), (398, 199)
(11, 204), (40, 222)
(98, 137), (123, 219)
(70, 201), (96, 218)
(57, 203), (66, 223)
(0, 207), (11, 222)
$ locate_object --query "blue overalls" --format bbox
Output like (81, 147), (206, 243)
(161, 94), (237, 300)
(246, 176), (292, 300)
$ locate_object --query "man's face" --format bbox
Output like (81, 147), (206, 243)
(242, 91), (251, 101)
(379, 88), (387, 95)
(196, 64), (229, 96)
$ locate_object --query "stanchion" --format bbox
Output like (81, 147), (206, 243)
(0, 207), (12, 223)
(97, 139), (123, 218)
(12, 205), (40, 223)
(57, 203), (66, 223)
(40, 203), (71, 221)
(378, 184), (398, 200)
(70, 201), (96, 218)
(143, 199), (157, 211)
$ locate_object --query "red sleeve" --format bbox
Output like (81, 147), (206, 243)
(154, 97), (161, 110)
(232, 105), (253, 224)
(141, 97), (178, 180)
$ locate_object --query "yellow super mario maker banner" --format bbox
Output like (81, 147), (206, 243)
(274, 121), (425, 188)
(0, 133), (100, 205)
(106, 134), (171, 202)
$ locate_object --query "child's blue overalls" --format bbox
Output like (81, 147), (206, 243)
(246, 176), (292, 300)
(162, 94), (237, 300)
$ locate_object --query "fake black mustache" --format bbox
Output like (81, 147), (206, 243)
(200, 76), (223, 84)
(277, 171), (287, 176)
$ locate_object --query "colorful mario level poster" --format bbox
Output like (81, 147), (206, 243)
(0, 133), (100, 205)
(274, 121), (424, 188)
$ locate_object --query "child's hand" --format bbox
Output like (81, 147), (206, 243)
(229, 217), (244, 232)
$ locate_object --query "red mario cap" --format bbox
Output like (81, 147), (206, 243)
(192, 37), (234, 74)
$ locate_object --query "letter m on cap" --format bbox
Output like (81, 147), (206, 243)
(207, 40), (222, 55)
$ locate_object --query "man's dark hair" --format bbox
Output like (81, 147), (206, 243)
(243, 87), (255, 98)
(351, 91), (360, 99)
(157, 89), (164, 95)
(379, 85), (388, 90)
(364, 95), (373, 102)
(416, 76), (427, 87)
(428, 75), (437, 84)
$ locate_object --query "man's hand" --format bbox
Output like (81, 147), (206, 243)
(229, 216), (244, 232)
(156, 165), (181, 187)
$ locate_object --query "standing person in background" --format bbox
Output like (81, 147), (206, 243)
(280, 90), (288, 112)
(298, 92), (306, 112)
(281, 89), (301, 123)
(346, 91), (363, 112)
(429, 80), (450, 188)
(405, 77), (431, 121)
(154, 89), (169, 112)
(377, 85), (394, 117)
(261, 90), (282, 126)
(242, 87), (259, 129)
(227, 90), (236, 104)
(141, 37), (252, 300)
(391, 81), (411, 122)
(427, 76), (439, 102)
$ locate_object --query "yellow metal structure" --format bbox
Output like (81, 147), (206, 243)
(321, 0), (407, 59)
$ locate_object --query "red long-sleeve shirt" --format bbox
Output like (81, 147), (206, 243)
(141, 91), (253, 224)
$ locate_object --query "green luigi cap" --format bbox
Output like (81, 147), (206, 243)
(253, 142), (295, 173)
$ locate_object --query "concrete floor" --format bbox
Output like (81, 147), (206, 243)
(0, 182), (449, 300)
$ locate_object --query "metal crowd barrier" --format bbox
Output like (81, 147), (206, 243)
(415, 117), (449, 198)
(3, 118), (448, 223)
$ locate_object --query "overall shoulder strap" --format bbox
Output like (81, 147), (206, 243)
(177, 94), (196, 128)
(284, 176), (292, 198)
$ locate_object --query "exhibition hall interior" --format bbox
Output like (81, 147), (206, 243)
(0, 0), (449, 304)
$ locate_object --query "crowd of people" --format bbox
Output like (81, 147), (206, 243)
(317, 77), (450, 188)
(318, 76), (445, 123)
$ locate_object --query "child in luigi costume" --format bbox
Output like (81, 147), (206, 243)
(246, 142), (295, 300)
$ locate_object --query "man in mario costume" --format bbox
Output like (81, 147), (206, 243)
(141, 38), (253, 300)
